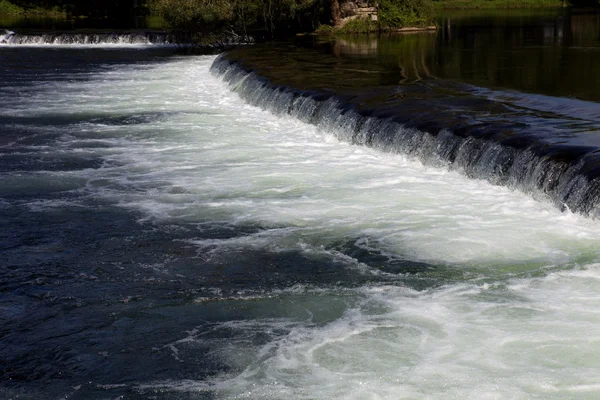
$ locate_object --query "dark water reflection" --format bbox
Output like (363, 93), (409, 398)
(226, 9), (600, 140)
(323, 9), (600, 101)
(223, 9), (600, 216)
(1, 9), (600, 398)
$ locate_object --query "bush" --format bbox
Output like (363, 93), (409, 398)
(314, 24), (335, 34)
(0, 0), (24, 14)
(379, 0), (435, 28)
(151, 0), (324, 41)
(338, 17), (379, 33)
(150, 0), (235, 49)
(151, 0), (233, 33)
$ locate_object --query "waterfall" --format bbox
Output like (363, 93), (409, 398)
(210, 54), (600, 217)
(1, 31), (173, 45)
(0, 29), (15, 44)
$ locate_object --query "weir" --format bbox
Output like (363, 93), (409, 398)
(0, 31), (173, 45)
(211, 53), (600, 217)
(0, 29), (14, 44)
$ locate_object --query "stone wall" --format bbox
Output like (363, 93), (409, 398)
(339, 1), (378, 26)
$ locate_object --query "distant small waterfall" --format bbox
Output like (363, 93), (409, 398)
(211, 54), (600, 217)
(1, 31), (173, 45)
(0, 29), (15, 44)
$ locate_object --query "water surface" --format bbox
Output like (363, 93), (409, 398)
(222, 10), (600, 215)
(1, 9), (600, 400)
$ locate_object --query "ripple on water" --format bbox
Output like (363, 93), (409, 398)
(1, 48), (600, 399)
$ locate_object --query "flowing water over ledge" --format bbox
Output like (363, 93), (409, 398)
(2, 10), (600, 400)
(215, 17), (600, 216)
(1, 30), (174, 45)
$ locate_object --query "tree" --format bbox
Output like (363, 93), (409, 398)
(150, 0), (234, 47)
(330, 0), (340, 26)
(150, 0), (326, 44)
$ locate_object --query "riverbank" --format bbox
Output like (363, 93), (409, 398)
(313, 23), (437, 35)
(0, 0), (65, 17)
(434, 0), (565, 9)
(3, 8), (600, 399)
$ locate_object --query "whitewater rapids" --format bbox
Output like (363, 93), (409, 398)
(2, 50), (600, 399)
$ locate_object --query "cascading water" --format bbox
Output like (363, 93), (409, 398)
(3, 12), (600, 399)
(0, 31), (174, 45)
(210, 54), (600, 218)
(1, 30), (252, 46)
(0, 29), (15, 44)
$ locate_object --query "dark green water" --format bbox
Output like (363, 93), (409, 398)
(2, 8), (600, 400)
(225, 8), (600, 101)
(3, 8), (599, 102)
(223, 9), (600, 216)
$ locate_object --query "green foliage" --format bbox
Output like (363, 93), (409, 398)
(0, 0), (24, 14)
(379, 0), (435, 28)
(314, 18), (379, 35)
(0, 0), (67, 16)
(315, 0), (438, 36)
(150, 0), (324, 40)
(337, 17), (379, 33)
(233, 0), (323, 36)
(150, 0), (238, 48)
(314, 23), (335, 34)
(432, 0), (564, 8)
(151, 0), (233, 32)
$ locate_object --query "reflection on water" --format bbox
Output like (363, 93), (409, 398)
(223, 9), (600, 217)
(333, 33), (437, 83)
(324, 9), (600, 101)
(333, 36), (379, 56)
(2, 11), (600, 398)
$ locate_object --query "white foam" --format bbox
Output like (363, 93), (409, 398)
(0, 32), (173, 47)
(6, 54), (600, 399)
(145, 266), (600, 399)
(0, 29), (14, 44)
(5, 55), (600, 270)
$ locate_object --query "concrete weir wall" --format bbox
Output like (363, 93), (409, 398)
(339, 1), (378, 25)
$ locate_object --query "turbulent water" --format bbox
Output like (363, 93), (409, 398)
(1, 30), (173, 45)
(2, 42), (600, 399)
(215, 44), (600, 217)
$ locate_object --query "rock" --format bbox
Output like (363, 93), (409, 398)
(336, 0), (378, 25)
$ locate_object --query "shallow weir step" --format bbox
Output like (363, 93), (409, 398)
(211, 54), (600, 218)
(1, 31), (174, 45)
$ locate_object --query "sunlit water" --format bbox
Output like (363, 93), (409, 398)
(2, 46), (600, 399)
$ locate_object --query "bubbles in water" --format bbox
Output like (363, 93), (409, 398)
(0, 31), (173, 46)
(4, 52), (600, 399)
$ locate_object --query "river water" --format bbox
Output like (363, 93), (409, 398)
(2, 9), (600, 400)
